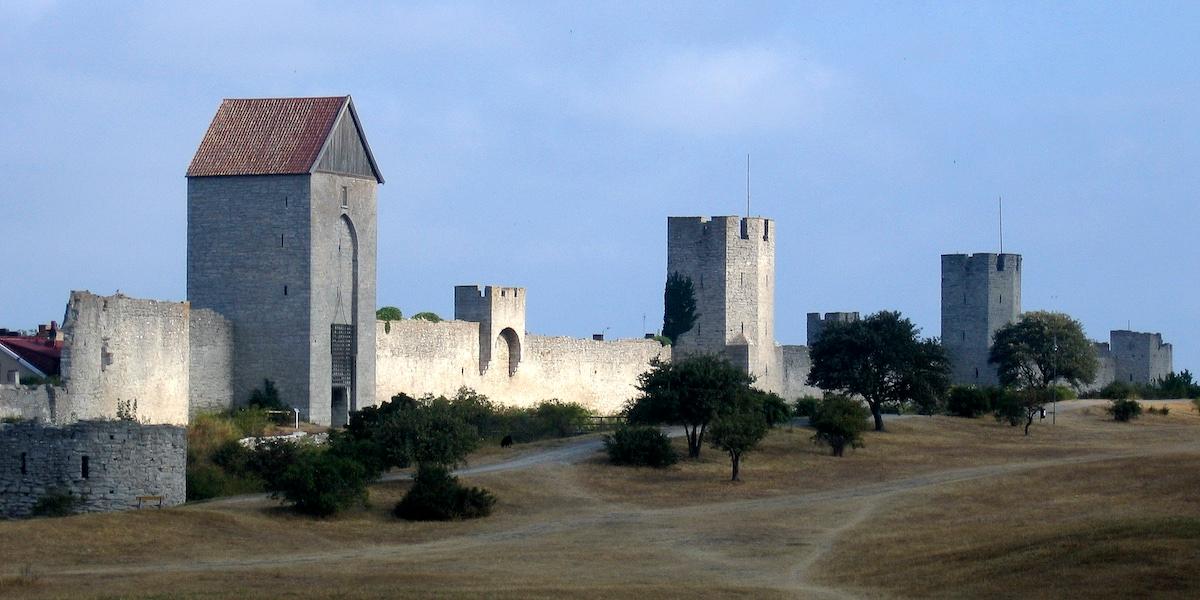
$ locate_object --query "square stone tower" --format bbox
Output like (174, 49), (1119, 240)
(1110, 330), (1173, 384)
(941, 253), (1022, 386)
(454, 285), (526, 377)
(667, 216), (775, 380)
(186, 96), (383, 426)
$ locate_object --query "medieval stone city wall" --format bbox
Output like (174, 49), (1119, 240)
(187, 308), (234, 417)
(0, 420), (185, 518)
(375, 319), (669, 414)
(59, 292), (191, 425)
(0, 385), (56, 422)
(778, 345), (820, 399)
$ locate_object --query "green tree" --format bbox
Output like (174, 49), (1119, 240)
(809, 395), (870, 457)
(807, 311), (950, 431)
(626, 355), (754, 459)
(989, 311), (1098, 391)
(708, 403), (769, 481)
(248, 379), (287, 411)
(411, 311), (442, 323)
(662, 272), (699, 344)
(989, 311), (1097, 435)
(376, 306), (403, 321)
(272, 449), (369, 517)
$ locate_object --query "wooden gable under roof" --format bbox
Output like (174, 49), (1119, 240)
(313, 98), (384, 182)
(187, 95), (384, 183)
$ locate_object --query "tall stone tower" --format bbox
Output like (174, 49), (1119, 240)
(941, 253), (1022, 386)
(667, 216), (776, 381)
(186, 96), (383, 426)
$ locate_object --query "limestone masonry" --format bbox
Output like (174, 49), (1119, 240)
(667, 216), (818, 399)
(0, 420), (185, 518)
(0, 94), (1182, 431)
(941, 253), (1023, 386)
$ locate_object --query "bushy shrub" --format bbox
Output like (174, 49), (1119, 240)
(229, 407), (272, 438)
(1049, 385), (1077, 401)
(1099, 381), (1139, 400)
(652, 335), (672, 347)
(947, 386), (991, 418)
(31, 488), (79, 517)
(248, 379), (288, 412)
(758, 391), (792, 427)
(411, 311), (442, 322)
(376, 306), (403, 321)
(793, 396), (820, 418)
(1107, 398), (1143, 422)
(393, 464), (495, 521)
(271, 449), (369, 517)
(1146, 405), (1170, 416)
(809, 395), (869, 457)
(991, 390), (1026, 427)
(496, 399), (597, 442)
(604, 425), (677, 467)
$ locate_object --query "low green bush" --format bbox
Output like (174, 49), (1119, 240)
(1108, 398), (1143, 422)
(991, 390), (1026, 427)
(1049, 385), (1077, 401)
(809, 395), (869, 457)
(1146, 405), (1170, 416)
(31, 488), (79, 517)
(393, 464), (496, 521)
(793, 396), (820, 418)
(603, 424), (677, 467)
(1099, 381), (1140, 400)
(947, 386), (991, 418)
(270, 449), (369, 517)
(759, 391), (792, 427)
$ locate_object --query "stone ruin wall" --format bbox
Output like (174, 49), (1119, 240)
(0, 292), (234, 426)
(0, 420), (185, 518)
(375, 319), (669, 414)
(59, 292), (191, 424)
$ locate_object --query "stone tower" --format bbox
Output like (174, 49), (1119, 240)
(941, 253), (1022, 386)
(186, 96), (383, 426)
(667, 216), (776, 381)
(454, 285), (526, 377)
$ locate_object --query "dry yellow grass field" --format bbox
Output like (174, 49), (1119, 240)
(1, 399), (1197, 599)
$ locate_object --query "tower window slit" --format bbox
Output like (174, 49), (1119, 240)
(284, 285), (288, 296)
(20, 452), (26, 475)
(81, 456), (89, 479)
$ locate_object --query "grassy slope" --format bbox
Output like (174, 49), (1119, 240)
(0, 400), (1197, 599)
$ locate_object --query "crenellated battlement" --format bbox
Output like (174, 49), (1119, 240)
(454, 285), (527, 377)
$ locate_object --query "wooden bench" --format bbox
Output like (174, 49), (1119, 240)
(136, 495), (164, 509)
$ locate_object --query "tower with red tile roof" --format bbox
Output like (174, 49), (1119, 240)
(186, 96), (383, 426)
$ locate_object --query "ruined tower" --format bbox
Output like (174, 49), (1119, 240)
(667, 216), (776, 382)
(186, 96), (383, 426)
(941, 253), (1022, 386)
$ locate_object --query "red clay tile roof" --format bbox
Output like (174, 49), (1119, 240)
(0, 337), (63, 377)
(186, 96), (350, 177)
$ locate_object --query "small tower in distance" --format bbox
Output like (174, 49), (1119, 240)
(941, 252), (1022, 386)
(454, 285), (526, 377)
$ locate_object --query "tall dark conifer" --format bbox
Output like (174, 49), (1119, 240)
(662, 272), (699, 344)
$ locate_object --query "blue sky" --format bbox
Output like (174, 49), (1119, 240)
(2, 1), (1196, 372)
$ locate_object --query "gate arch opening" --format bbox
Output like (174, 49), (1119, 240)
(495, 327), (521, 376)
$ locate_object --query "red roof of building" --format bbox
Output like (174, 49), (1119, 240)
(187, 96), (355, 178)
(0, 337), (63, 377)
